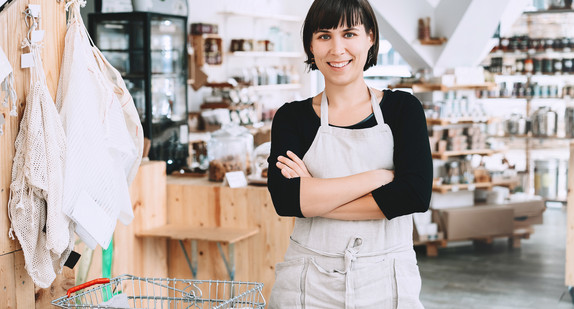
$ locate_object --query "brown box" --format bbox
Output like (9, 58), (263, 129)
(514, 214), (543, 228)
(439, 205), (514, 240)
(476, 199), (546, 219)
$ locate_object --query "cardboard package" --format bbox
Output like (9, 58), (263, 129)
(439, 205), (514, 240)
(476, 198), (546, 229)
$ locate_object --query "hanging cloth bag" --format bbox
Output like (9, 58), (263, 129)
(56, 0), (142, 249)
(0, 45), (18, 117)
(8, 11), (74, 288)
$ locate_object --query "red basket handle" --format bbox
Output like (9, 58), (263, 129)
(67, 278), (111, 298)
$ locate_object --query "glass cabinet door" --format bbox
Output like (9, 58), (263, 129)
(150, 17), (187, 123)
(96, 20), (146, 123)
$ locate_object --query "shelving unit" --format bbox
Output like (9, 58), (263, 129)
(479, 9), (574, 203)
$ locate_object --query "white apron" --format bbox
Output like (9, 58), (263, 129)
(269, 88), (424, 309)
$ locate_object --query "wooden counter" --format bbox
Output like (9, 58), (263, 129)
(165, 176), (294, 302)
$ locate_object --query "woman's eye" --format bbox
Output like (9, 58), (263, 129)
(319, 34), (330, 40)
(344, 33), (356, 38)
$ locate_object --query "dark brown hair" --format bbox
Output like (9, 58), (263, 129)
(302, 0), (379, 71)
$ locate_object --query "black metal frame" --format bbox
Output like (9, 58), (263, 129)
(88, 12), (189, 173)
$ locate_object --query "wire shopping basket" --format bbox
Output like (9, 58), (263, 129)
(52, 274), (266, 309)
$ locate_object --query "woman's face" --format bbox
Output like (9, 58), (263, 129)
(310, 23), (373, 87)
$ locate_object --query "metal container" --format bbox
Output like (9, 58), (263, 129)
(504, 113), (529, 135)
(534, 159), (559, 200)
(531, 106), (557, 137)
(565, 106), (574, 138)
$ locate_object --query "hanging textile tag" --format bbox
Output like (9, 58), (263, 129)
(28, 4), (40, 17)
(31, 30), (45, 43)
(21, 53), (34, 68)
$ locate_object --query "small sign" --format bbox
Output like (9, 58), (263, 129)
(31, 30), (45, 43)
(21, 53), (34, 68)
(224, 171), (248, 188)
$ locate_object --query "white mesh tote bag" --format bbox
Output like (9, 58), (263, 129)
(8, 10), (74, 288)
(0, 45), (18, 117)
(56, 0), (142, 249)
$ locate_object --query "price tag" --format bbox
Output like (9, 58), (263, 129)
(31, 30), (45, 43)
(224, 171), (248, 188)
(21, 53), (34, 68)
(28, 4), (41, 17)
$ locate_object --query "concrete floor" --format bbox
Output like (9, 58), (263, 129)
(417, 206), (573, 309)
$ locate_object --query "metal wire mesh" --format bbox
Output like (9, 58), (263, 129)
(52, 274), (265, 309)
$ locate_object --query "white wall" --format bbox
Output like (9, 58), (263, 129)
(187, 0), (314, 112)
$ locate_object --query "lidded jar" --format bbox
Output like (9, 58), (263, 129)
(207, 123), (254, 182)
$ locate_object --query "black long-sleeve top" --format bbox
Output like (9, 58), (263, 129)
(267, 89), (433, 220)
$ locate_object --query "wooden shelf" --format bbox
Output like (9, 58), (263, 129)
(391, 82), (496, 92)
(432, 149), (494, 160)
(137, 224), (260, 244)
(218, 11), (302, 22)
(229, 51), (303, 58)
(419, 37), (447, 45)
(523, 8), (574, 15)
(252, 83), (301, 91)
(477, 96), (565, 100)
(432, 182), (493, 193)
(427, 117), (493, 125)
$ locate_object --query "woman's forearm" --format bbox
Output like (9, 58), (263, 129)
(300, 169), (393, 217)
(322, 194), (386, 220)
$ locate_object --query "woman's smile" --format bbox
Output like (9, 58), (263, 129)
(328, 60), (352, 68)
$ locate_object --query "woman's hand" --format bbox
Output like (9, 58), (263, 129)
(276, 150), (312, 179)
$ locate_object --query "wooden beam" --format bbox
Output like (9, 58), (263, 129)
(566, 142), (574, 286)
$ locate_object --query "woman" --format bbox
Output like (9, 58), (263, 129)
(267, 0), (432, 307)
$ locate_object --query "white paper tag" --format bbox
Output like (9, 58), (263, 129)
(28, 4), (41, 17)
(0, 113), (5, 136)
(21, 53), (34, 68)
(224, 171), (248, 188)
(31, 30), (45, 43)
(179, 124), (189, 144)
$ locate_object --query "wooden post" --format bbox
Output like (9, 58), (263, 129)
(566, 142), (574, 287)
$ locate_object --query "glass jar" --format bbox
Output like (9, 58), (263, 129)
(207, 124), (254, 182)
(251, 142), (271, 179)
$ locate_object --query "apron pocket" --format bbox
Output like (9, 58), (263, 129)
(353, 258), (394, 308)
(304, 259), (346, 308)
(392, 258), (424, 309)
(269, 258), (305, 309)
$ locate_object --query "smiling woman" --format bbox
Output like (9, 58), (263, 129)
(266, 0), (433, 308)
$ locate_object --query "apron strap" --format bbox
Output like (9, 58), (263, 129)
(319, 87), (386, 128)
(368, 87), (386, 125)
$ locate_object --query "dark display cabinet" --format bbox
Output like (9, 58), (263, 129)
(89, 12), (189, 174)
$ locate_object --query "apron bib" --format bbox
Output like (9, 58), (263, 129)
(269, 88), (424, 309)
